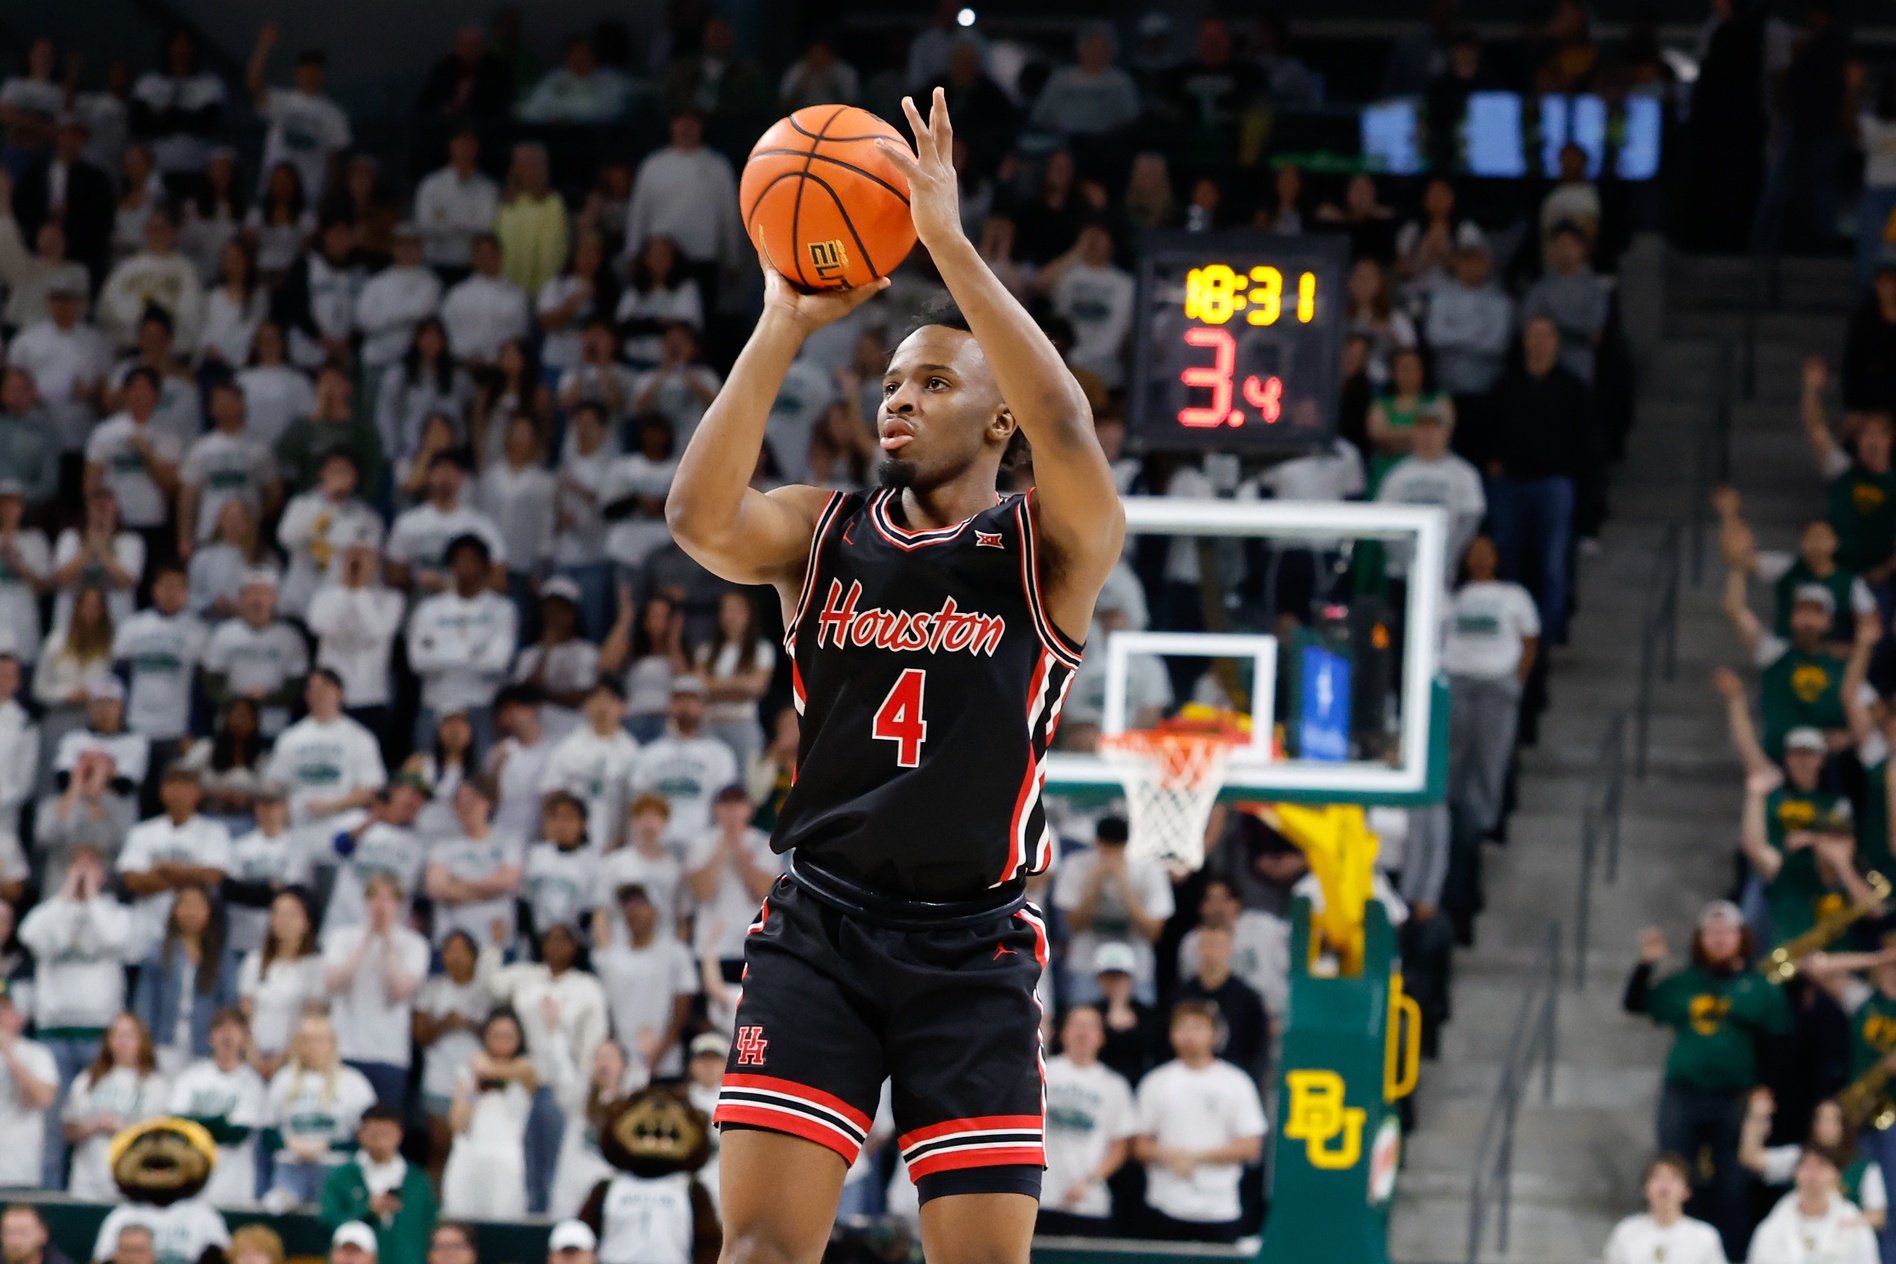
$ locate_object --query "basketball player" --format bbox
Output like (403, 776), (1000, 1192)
(666, 90), (1124, 1264)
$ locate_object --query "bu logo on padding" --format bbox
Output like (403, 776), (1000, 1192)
(735, 1026), (769, 1067)
(809, 239), (848, 283)
(1282, 1069), (1365, 1170)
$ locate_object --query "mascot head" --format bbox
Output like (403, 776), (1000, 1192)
(109, 1118), (218, 1206)
(597, 1085), (712, 1179)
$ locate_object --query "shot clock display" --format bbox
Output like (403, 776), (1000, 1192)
(1129, 232), (1349, 451)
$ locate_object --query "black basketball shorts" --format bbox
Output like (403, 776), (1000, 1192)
(713, 875), (1049, 1204)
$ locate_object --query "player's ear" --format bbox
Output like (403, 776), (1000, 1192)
(989, 407), (1017, 445)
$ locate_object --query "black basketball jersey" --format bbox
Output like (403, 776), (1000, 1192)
(772, 487), (1084, 904)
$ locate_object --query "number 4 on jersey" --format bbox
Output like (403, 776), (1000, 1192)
(873, 669), (929, 767)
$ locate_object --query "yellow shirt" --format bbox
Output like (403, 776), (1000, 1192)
(495, 192), (570, 298)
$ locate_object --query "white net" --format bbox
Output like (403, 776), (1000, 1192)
(1098, 731), (1237, 872)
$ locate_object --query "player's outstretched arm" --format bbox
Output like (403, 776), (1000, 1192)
(879, 90), (1126, 625)
(666, 263), (888, 589)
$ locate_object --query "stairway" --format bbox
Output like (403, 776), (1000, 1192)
(1386, 246), (1858, 1262)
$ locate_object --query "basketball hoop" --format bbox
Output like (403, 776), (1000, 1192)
(1099, 718), (1245, 871)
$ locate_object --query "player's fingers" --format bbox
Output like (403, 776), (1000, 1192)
(900, 94), (933, 157)
(873, 138), (922, 183)
(932, 86), (953, 155)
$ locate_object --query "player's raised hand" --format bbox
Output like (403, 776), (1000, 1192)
(878, 88), (964, 251)
(759, 253), (887, 333)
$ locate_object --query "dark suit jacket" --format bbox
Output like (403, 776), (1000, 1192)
(14, 156), (116, 280)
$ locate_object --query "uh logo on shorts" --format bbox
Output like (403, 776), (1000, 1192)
(735, 1026), (769, 1067)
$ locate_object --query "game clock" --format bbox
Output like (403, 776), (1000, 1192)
(1129, 231), (1349, 452)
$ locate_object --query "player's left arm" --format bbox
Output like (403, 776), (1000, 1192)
(880, 89), (1126, 639)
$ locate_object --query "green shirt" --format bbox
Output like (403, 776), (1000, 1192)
(321, 1159), (437, 1264)
(1848, 986), (1896, 1080)
(1764, 786), (1855, 943)
(1773, 558), (1863, 641)
(1646, 964), (1792, 1089)
(1861, 758), (1895, 880)
(1827, 463), (1896, 572)
(1760, 643), (1848, 758)
(0, 412), (57, 506)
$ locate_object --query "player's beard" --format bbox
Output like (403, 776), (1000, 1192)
(875, 456), (919, 490)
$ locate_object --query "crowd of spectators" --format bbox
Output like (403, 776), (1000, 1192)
(0, 0), (1788, 1255)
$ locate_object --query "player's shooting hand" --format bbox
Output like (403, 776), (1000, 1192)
(879, 88), (965, 252)
(759, 254), (887, 335)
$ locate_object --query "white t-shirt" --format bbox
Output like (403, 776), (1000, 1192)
(117, 814), (233, 956)
(266, 713), (387, 844)
(698, 641), (776, 729)
(203, 618), (309, 734)
(415, 974), (490, 1101)
(599, 454), (677, 569)
(276, 489), (385, 618)
(233, 365), (316, 452)
(236, 950), (326, 1056)
(595, 935), (697, 1077)
(476, 463), (557, 570)
(595, 1171), (695, 1264)
(322, 819), (427, 934)
(1746, 1190), (1878, 1264)
(540, 725), (642, 852)
(763, 358), (836, 483)
(257, 88), (352, 201)
(1440, 580), (1542, 680)
(168, 1058), (270, 1207)
(224, 828), (314, 952)
(386, 502), (508, 575)
(114, 608), (210, 740)
(1376, 453), (1486, 581)
(51, 528), (144, 630)
(64, 1065), (171, 1201)
(1252, 439), (1367, 505)
(684, 826), (783, 959)
(524, 841), (600, 933)
(406, 589), (519, 714)
(0, 529), (51, 663)
(553, 443), (612, 567)
(0, 1035), (55, 1186)
(1053, 848), (1176, 998)
(1051, 263), (1136, 389)
(597, 845), (686, 943)
(92, 1201), (230, 1264)
(267, 1061), (379, 1157)
(87, 413), (183, 527)
(1134, 1058), (1267, 1224)
(428, 830), (526, 947)
(1758, 1142), (1887, 1212)
(306, 585), (403, 708)
(488, 734), (552, 840)
(181, 430), (276, 543)
(637, 733), (739, 845)
(322, 923), (432, 1067)
(1043, 1055), (1138, 1219)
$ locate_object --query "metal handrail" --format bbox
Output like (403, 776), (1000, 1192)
(1634, 522), (1682, 778)
(1465, 923), (1561, 1264)
(1574, 713), (1628, 988)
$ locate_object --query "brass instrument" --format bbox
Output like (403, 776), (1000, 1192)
(1758, 871), (1893, 984)
(1839, 1057), (1896, 1132)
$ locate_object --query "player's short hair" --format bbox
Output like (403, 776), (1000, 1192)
(906, 295), (970, 340)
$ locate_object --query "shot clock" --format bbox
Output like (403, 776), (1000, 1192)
(1129, 231), (1349, 451)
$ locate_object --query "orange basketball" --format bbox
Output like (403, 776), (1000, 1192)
(741, 105), (917, 291)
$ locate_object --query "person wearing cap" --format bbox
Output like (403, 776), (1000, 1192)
(178, 380), (282, 555)
(407, 534), (519, 757)
(544, 1220), (595, 1264)
(1091, 941), (1160, 1086)
(638, 676), (738, 846)
(112, 559), (208, 765)
(1624, 902), (1791, 1251)
(0, 975), (56, 1188)
(203, 568), (307, 737)
(594, 880), (694, 1079)
(326, 1222), (378, 1264)
(276, 449), (385, 618)
(683, 784), (780, 971)
(539, 676), (640, 850)
(1424, 240), (1515, 397)
(683, 1031), (729, 1209)
(511, 577), (600, 743)
(1754, 515), (1875, 652)
(387, 450), (507, 595)
(1721, 536), (1858, 759)
(355, 224), (442, 373)
(319, 1108), (436, 1264)
(1736, 746), (1877, 950)
(1801, 356), (1896, 576)
(1055, 816), (1174, 1006)
(1375, 397), (1486, 583)
(16, 845), (134, 1186)
(0, 367), (59, 513)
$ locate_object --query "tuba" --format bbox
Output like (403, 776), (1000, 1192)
(1839, 1056), (1896, 1132)
(1758, 871), (1893, 985)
